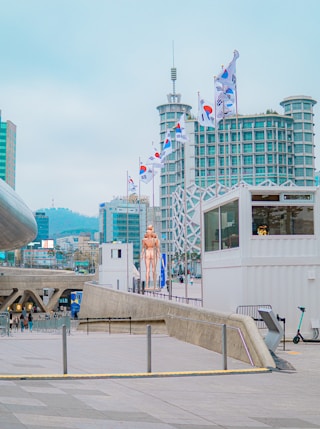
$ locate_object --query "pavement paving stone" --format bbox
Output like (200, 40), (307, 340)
(0, 318), (319, 428)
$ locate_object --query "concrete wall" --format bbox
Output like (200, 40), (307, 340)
(0, 267), (95, 312)
(80, 283), (275, 369)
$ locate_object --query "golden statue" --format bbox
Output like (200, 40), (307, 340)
(141, 225), (160, 290)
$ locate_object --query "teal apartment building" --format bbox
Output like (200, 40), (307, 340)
(0, 110), (16, 189)
(157, 69), (317, 257)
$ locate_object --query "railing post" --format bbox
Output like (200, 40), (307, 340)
(147, 324), (151, 373)
(222, 324), (227, 370)
(62, 324), (68, 374)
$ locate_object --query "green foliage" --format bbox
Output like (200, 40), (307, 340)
(36, 207), (99, 239)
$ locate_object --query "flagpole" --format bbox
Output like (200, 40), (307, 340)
(214, 77), (219, 197)
(199, 190), (204, 306)
(182, 114), (188, 301)
(126, 170), (129, 291)
(138, 157), (142, 293)
(235, 82), (240, 183)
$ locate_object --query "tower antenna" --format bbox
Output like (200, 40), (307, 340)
(171, 40), (177, 96)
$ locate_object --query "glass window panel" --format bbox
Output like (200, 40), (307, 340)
(243, 122), (252, 128)
(255, 131), (265, 140)
(255, 143), (265, 152)
(292, 102), (301, 110)
(252, 205), (313, 235)
(256, 155), (265, 164)
(243, 143), (252, 153)
(220, 200), (239, 249)
(243, 155), (253, 165)
(304, 133), (312, 142)
(305, 156), (313, 165)
(204, 208), (219, 251)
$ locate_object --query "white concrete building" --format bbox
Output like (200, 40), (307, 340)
(98, 242), (136, 292)
(202, 183), (320, 336)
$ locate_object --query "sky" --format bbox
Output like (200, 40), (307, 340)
(0, 0), (319, 217)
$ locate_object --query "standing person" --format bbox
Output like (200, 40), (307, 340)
(28, 312), (33, 332)
(9, 310), (13, 331)
(20, 313), (25, 332)
(14, 316), (19, 332)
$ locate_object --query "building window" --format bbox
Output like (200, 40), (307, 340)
(243, 155), (253, 165)
(304, 133), (313, 142)
(292, 102), (301, 110)
(256, 167), (265, 174)
(255, 155), (265, 165)
(255, 131), (265, 140)
(207, 146), (215, 155)
(295, 168), (304, 176)
(204, 200), (239, 252)
(252, 205), (314, 235)
(255, 143), (265, 152)
(243, 143), (252, 152)
(243, 122), (252, 129)
(243, 132), (252, 141)
(111, 249), (122, 258)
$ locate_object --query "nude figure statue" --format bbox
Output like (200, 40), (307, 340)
(141, 225), (160, 290)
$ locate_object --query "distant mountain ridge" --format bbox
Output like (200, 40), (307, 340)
(36, 208), (99, 239)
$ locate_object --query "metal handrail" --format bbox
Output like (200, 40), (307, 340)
(77, 317), (132, 335)
(129, 288), (203, 307)
(166, 314), (254, 367)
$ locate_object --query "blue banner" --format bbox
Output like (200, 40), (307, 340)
(160, 253), (167, 288)
(70, 291), (83, 317)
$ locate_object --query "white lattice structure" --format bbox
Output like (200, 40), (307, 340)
(172, 180), (298, 256)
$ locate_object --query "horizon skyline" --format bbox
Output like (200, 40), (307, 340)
(0, 0), (319, 216)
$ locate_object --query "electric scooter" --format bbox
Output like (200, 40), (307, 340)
(292, 306), (320, 344)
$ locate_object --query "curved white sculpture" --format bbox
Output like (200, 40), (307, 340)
(0, 179), (37, 250)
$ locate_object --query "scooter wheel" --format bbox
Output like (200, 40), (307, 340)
(293, 336), (300, 344)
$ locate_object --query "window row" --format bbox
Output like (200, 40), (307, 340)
(204, 200), (314, 252)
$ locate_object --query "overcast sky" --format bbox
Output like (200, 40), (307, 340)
(0, 0), (319, 216)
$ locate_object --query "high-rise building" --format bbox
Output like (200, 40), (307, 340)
(157, 71), (317, 259)
(34, 212), (49, 248)
(0, 110), (16, 189)
(99, 197), (148, 267)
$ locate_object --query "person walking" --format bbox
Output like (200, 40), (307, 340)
(14, 316), (19, 332)
(20, 313), (25, 332)
(28, 312), (33, 332)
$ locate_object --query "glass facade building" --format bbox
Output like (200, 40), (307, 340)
(157, 89), (316, 258)
(0, 110), (16, 189)
(99, 198), (147, 267)
(34, 212), (49, 248)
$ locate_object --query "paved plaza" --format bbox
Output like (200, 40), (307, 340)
(0, 325), (319, 429)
